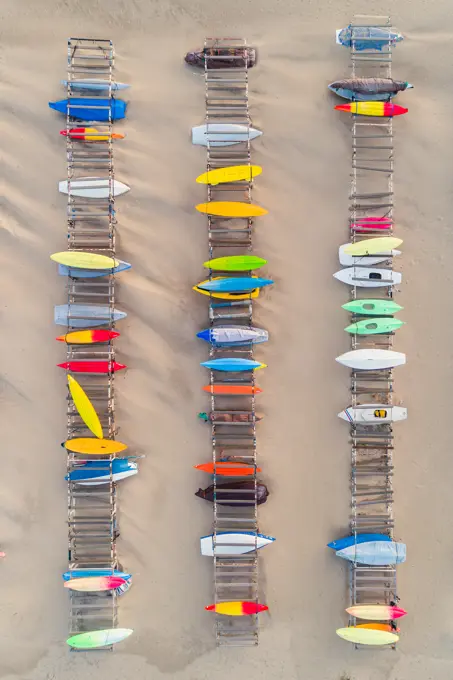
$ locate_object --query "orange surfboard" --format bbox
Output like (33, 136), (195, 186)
(202, 384), (263, 396)
(194, 462), (261, 476)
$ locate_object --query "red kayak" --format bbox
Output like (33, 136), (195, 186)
(351, 216), (393, 233)
(57, 361), (126, 373)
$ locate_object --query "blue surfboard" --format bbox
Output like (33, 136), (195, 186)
(201, 358), (264, 372)
(62, 569), (131, 581)
(327, 533), (392, 551)
(66, 459), (137, 484)
(49, 98), (127, 121)
(198, 277), (273, 293)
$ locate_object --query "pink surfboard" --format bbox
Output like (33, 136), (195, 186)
(351, 216), (393, 233)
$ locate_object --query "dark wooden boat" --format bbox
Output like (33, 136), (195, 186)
(185, 46), (257, 69)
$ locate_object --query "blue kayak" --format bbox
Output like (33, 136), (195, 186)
(336, 27), (403, 51)
(327, 533), (391, 551)
(197, 326), (268, 346)
(58, 260), (131, 278)
(49, 98), (127, 121)
(66, 459), (137, 484)
(198, 277), (273, 293)
(336, 541), (406, 566)
(62, 569), (131, 581)
(201, 358), (265, 372)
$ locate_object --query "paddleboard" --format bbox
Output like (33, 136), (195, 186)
(202, 384), (263, 395)
(342, 299), (403, 316)
(346, 604), (407, 621)
(204, 255), (267, 271)
(63, 569), (131, 582)
(68, 375), (103, 438)
(197, 277), (273, 292)
(58, 260), (131, 278)
(192, 124), (262, 147)
(64, 576), (126, 592)
(344, 318), (405, 335)
(336, 349), (406, 371)
(327, 533), (391, 550)
(335, 102), (408, 117)
(51, 251), (118, 270)
(196, 165), (262, 185)
(205, 602), (268, 616)
(336, 540), (406, 565)
(58, 178), (130, 198)
(197, 326), (268, 346)
(333, 267), (402, 287)
(49, 98), (127, 122)
(66, 628), (133, 648)
(193, 283), (259, 300)
(343, 237), (403, 256)
(336, 626), (398, 645)
(338, 405), (408, 424)
(61, 80), (129, 91)
(61, 127), (125, 141)
(54, 304), (127, 327)
(196, 201), (268, 218)
(66, 459), (138, 485)
(201, 358), (266, 372)
(64, 438), (128, 455)
(200, 532), (275, 557)
(194, 462), (261, 476)
(56, 330), (120, 344)
(58, 361), (126, 373)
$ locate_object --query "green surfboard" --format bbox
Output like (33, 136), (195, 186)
(345, 317), (405, 335)
(204, 255), (267, 271)
(66, 628), (133, 649)
(342, 299), (403, 316)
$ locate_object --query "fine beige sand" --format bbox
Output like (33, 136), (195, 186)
(1, 1), (453, 678)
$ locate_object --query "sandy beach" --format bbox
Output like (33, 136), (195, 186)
(1, 0), (453, 678)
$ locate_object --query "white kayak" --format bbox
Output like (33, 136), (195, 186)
(200, 532), (275, 556)
(336, 349), (406, 371)
(59, 177), (130, 198)
(54, 304), (127, 327)
(338, 404), (408, 424)
(61, 79), (130, 91)
(336, 540), (406, 565)
(333, 267), (402, 287)
(339, 244), (401, 267)
(192, 124), (263, 147)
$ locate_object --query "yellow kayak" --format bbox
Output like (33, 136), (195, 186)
(51, 251), (119, 270)
(336, 626), (399, 645)
(343, 237), (403, 256)
(196, 202), (268, 218)
(193, 278), (260, 301)
(67, 375), (103, 438)
(64, 437), (127, 455)
(196, 165), (262, 185)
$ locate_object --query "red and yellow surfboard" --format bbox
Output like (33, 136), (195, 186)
(56, 330), (120, 344)
(205, 601), (268, 616)
(335, 102), (408, 117)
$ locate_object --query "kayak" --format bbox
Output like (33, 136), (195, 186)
(199, 411), (263, 423)
(66, 628), (133, 649)
(205, 602), (268, 616)
(339, 247), (400, 267)
(342, 299), (403, 316)
(338, 404), (408, 424)
(202, 384), (262, 395)
(66, 459), (138, 485)
(200, 532), (275, 556)
(67, 375), (103, 438)
(185, 46), (257, 69)
(64, 437), (128, 455)
(336, 626), (398, 645)
(51, 251), (118, 270)
(336, 27), (404, 51)
(194, 462), (261, 476)
(204, 255), (267, 271)
(196, 201), (268, 218)
(333, 267), (402, 288)
(193, 280), (260, 300)
(197, 326), (268, 346)
(56, 330), (119, 344)
(344, 317), (404, 335)
(60, 127), (125, 141)
(62, 569), (131, 582)
(336, 349), (406, 370)
(58, 361), (126, 373)
(192, 124), (263, 147)
(58, 178), (130, 198)
(343, 237), (402, 256)
(196, 165), (262, 185)
(54, 304), (127, 327)
(346, 604), (407, 621)
(201, 358), (266, 372)
(335, 102), (408, 117)
(49, 98), (127, 121)
(351, 217), (393, 232)
(336, 540), (406, 565)
(64, 576), (126, 592)
(197, 277), (273, 293)
(58, 260), (131, 278)
(61, 80), (129, 91)
(327, 533), (391, 550)
(195, 481), (269, 505)
(328, 78), (412, 101)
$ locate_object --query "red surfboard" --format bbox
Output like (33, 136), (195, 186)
(202, 384), (262, 395)
(194, 462), (261, 476)
(57, 361), (126, 373)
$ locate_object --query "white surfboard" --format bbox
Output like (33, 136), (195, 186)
(333, 267), (402, 287)
(336, 349), (406, 371)
(61, 79), (129, 91)
(338, 404), (408, 424)
(192, 124), (263, 147)
(339, 245), (401, 267)
(59, 177), (130, 198)
(200, 532), (275, 556)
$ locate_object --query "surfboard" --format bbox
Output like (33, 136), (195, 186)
(342, 299), (403, 316)
(193, 284), (260, 301)
(64, 576), (126, 592)
(67, 375), (103, 438)
(336, 349), (406, 371)
(49, 98), (127, 122)
(194, 462), (261, 476)
(197, 277), (273, 293)
(346, 604), (407, 621)
(66, 628), (133, 648)
(67, 459), (138, 485)
(196, 165), (262, 185)
(58, 178), (130, 198)
(204, 255), (267, 271)
(58, 260), (131, 278)
(205, 602), (268, 616)
(202, 384), (263, 395)
(60, 127), (125, 141)
(343, 237), (403, 256)
(201, 358), (266, 372)
(64, 438), (128, 455)
(335, 102), (408, 117)
(338, 405), (407, 424)
(196, 202), (268, 218)
(333, 267), (402, 288)
(344, 318), (405, 335)
(336, 626), (398, 645)
(61, 80), (130, 91)
(351, 217), (393, 232)
(56, 330), (120, 344)
(336, 540), (406, 565)
(192, 124), (262, 147)
(58, 361), (126, 373)
(62, 569), (131, 582)
(197, 326), (268, 346)
(327, 533), (391, 551)
(200, 532), (275, 556)
(51, 251), (118, 270)
(54, 304), (127, 327)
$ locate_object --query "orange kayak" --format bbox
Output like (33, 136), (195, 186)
(194, 462), (261, 476)
(202, 384), (262, 395)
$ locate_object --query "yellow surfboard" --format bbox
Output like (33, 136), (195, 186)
(51, 251), (119, 270)
(64, 438), (127, 455)
(196, 202), (268, 218)
(336, 626), (399, 645)
(196, 165), (262, 185)
(67, 375), (103, 439)
(343, 237), (402, 256)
